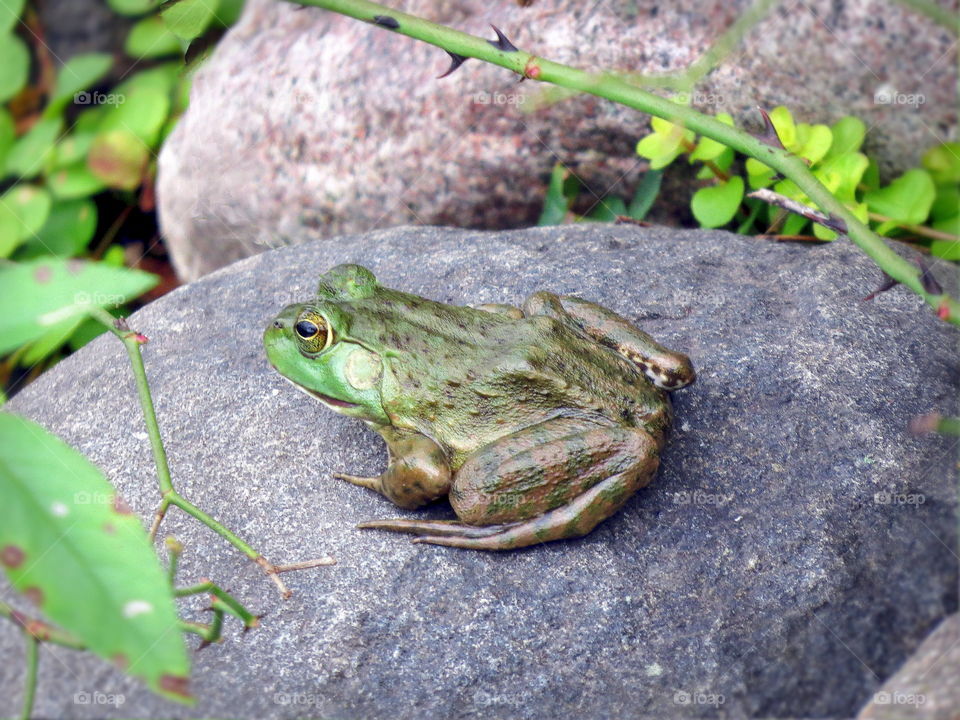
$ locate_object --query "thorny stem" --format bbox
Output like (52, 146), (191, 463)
(20, 633), (37, 720)
(289, 0), (960, 326)
(88, 307), (335, 598)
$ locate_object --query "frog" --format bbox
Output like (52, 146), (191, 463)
(263, 264), (695, 550)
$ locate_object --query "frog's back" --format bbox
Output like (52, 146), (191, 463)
(358, 290), (669, 468)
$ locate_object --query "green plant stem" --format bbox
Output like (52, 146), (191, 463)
(0, 600), (85, 649)
(867, 212), (960, 243)
(20, 633), (38, 720)
(87, 307), (335, 598)
(289, 0), (960, 326)
(896, 0), (960, 33)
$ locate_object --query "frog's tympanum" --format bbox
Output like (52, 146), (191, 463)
(264, 264), (695, 550)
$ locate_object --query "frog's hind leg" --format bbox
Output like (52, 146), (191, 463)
(358, 419), (659, 550)
(522, 291), (695, 390)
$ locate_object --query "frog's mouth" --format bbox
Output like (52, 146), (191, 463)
(281, 376), (358, 409)
(305, 389), (357, 409)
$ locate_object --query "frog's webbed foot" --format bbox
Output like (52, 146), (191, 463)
(357, 518), (521, 539)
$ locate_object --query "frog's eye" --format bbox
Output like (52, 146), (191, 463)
(293, 311), (334, 353)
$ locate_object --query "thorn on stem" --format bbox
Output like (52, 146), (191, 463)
(914, 259), (943, 296)
(862, 274), (898, 301)
(488, 25), (519, 52)
(756, 107), (786, 150)
(371, 15), (399, 30)
(438, 51), (468, 78)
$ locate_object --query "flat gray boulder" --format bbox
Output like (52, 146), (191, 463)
(157, 0), (958, 280)
(2, 225), (957, 718)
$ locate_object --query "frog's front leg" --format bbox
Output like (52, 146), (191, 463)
(523, 291), (695, 390)
(335, 427), (451, 510)
(358, 417), (658, 550)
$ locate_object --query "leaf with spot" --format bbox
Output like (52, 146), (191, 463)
(0, 413), (191, 701)
(88, 129), (150, 190)
(0, 258), (157, 355)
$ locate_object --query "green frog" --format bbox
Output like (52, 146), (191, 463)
(263, 264), (695, 550)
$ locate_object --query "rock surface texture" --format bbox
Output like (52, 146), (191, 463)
(2, 225), (958, 719)
(157, 0), (958, 280)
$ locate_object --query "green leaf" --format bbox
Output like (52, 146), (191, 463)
(814, 152), (869, 203)
(161, 0), (217, 41)
(861, 156), (880, 192)
(922, 142), (960, 185)
(0, 413), (191, 701)
(20, 316), (85, 364)
(0, 33), (29, 103)
(0, 258), (157, 354)
(50, 131), (95, 169)
(795, 123), (832, 166)
(17, 198), (98, 258)
(126, 16), (183, 58)
(68, 315), (112, 351)
(46, 53), (114, 116)
(627, 169), (662, 220)
(114, 63), (182, 97)
(691, 176), (744, 228)
(107, 0), (161, 15)
(0, 108), (14, 173)
(537, 163), (581, 226)
(814, 201), (867, 240)
(47, 162), (107, 199)
(88, 129), (150, 190)
(769, 106), (796, 149)
(0, 0), (25, 34)
(696, 146), (734, 179)
(586, 196), (627, 222)
(689, 113), (733, 162)
(931, 184), (960, 221)
(99, 87), (171, 146)
(826, 116), (866, 158)
(5, 117), (63, 179)
(0, 185), (52, 257)
(930, 216), (960, 259)
(864, 169), (936, 225)
(745, 157), (775, 189)
(215, 0), (246, 26)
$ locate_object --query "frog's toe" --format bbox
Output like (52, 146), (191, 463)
(357, 518), (519, 539)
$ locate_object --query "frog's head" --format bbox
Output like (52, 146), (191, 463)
(264, 288), (389, 425)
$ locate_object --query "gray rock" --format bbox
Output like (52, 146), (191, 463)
(858, 613), (960, 720)
(2, 225), (957, 719)
(157, 0), (958, 280)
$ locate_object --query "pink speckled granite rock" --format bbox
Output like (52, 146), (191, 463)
(157, 0), (958, 280)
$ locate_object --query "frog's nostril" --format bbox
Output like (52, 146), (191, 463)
(273, 320), (283, 329)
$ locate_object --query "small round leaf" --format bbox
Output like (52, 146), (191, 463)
(691, 176), (744, 228)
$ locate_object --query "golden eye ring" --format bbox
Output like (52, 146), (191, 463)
(294, 312), (333, 352)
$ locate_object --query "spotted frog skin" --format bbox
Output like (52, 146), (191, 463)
(263, 264), (695, 550)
